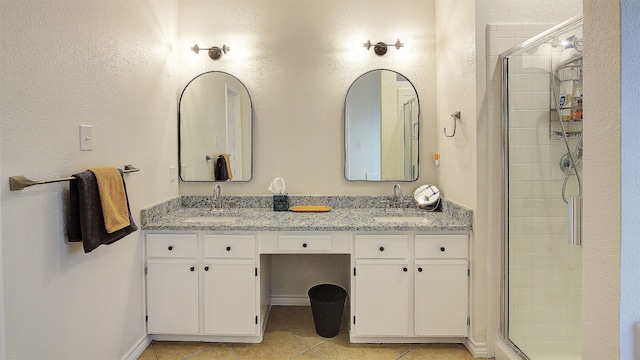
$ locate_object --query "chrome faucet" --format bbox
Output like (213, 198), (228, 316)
(391, 184), (403, 209)
(212, 184), (223, 212)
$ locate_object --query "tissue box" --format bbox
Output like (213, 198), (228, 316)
(273, 194), (289, 211)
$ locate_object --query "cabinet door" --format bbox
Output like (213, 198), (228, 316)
(414, 260), (468, 336)
(146, 259), (199, 334)
(203, 261), (257, 335)
(354, 262), (409, 336)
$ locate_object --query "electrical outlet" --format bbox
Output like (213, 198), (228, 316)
(170, 166), (176, 182)
(79, 125), (92, 151)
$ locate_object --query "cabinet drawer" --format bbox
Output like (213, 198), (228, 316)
(146, 233), (198, 258)
(415, 235), (468, 259)
(203, 235), (256, 259)
(355, 235), (408, 259)
(278, 234), (331, 252)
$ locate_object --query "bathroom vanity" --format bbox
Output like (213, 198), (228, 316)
(141, 196), (472, 345)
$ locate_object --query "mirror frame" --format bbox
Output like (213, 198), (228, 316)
(178, 71), (254, 183)
(343, 68), (420, 182)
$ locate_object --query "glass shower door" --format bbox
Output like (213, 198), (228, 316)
(502, 16), (583, 360)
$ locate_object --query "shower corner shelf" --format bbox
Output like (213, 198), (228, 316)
(549, 55), (583, 140)
(549, 109), (583, 139)
(549, 122), (582, 139)
(551, 130), (582, 139)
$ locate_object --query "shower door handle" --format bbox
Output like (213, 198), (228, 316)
(568, 197), (582, 246)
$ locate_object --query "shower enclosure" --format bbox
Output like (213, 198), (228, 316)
(500, 16), (583, 360)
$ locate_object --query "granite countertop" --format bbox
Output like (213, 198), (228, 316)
(141, 195), (472, 232)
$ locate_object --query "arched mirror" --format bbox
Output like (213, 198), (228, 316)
(344, 69), (419, 181)
(179, 71), (253, 182)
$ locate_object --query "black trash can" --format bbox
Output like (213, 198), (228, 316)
(307, 284), (347, 338)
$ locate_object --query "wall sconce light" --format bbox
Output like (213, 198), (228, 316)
(363, 39), (404, 56)
(191, 44), (230, 60)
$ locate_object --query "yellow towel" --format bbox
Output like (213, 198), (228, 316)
(90, 167), (131, 233)
(221, 153), (233, 180)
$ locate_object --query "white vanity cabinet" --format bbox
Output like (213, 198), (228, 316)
(202, 235), (258, 335)
(145, 233), (199, 334)
(414, 234), (469, 336)
(145, 232), (260, 341)
(352, 235), (410, 336)
(144, 229), (469, 344)
(350, 233), (469, 341)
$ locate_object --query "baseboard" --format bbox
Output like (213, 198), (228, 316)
(271, 294), (310, 306)
(151, 334), (263, 343)
(351, 336), (466, 344)
(464, 337), (488, 358)
(121, 334), (151, 360)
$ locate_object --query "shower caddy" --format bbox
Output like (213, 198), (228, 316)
(550, 54), (583, 140)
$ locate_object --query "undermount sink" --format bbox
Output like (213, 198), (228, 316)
(373, 216), (430, 223)
(183, 216), (239, 223)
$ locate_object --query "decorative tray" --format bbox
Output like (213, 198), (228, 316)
(289, 205), (332, 212)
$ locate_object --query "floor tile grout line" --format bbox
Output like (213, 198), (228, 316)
(149, 341), (159, 360)
(394, 344), (418, 360)
(272, 306), (341, 360)
(272, 315), (325, 359)
(278, 306), (353, 360)
(307, 344), (325, 360)
(148, 340), (224, 360)
(168, 342), (225, 360)
(225, 343), (242, 360)
(389, 343), (420, 359)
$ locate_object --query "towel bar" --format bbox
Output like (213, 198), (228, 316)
(9, 164), (140, 191)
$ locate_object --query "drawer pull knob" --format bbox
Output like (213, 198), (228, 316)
(204, 266), (209, 271)
(303, 243), (308, 248)
(403, 267), (408, 272)
(379, 246), (385, 251)
(190, 267), (195, 272)
(418, 267), (423, 272)
(226, 246), (231, 251)
(168, 246), (173, 251)
(440, 247), (446, 252)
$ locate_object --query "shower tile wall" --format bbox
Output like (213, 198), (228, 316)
(487, 24), (582, 349)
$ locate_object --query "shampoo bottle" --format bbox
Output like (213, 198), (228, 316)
(570, 85), (583, 121)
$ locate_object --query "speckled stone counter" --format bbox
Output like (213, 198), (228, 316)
(141, 195), (472, 232)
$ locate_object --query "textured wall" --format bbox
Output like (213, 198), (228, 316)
(435, 0), (483, 350)
(0, 1), (179, 358)
(435, 0), (477, 210)
(583, 0), (621, 358)
(176, 0), (438, 197)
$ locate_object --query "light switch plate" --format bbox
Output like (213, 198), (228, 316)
(79, 125), (93, 151)
(170, 166), (176, 182)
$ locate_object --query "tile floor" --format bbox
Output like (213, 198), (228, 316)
(138, 306), (478, 360)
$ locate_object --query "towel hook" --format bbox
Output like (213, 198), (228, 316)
(444, 111), (460, 138)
